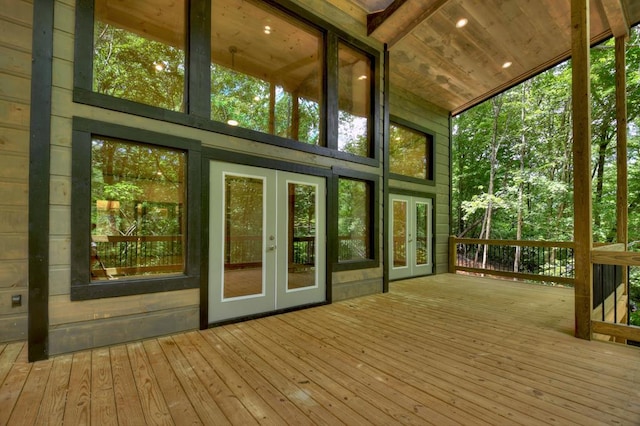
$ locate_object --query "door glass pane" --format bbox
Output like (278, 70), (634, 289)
(392, 200), (407, 267)
(224, 175), (264, 298)
(415, 202), (428, 266)
(288, 183), (316, 290)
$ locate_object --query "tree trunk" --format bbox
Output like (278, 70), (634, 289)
(514, 84), (527, 273)
(482, 96), (503, 269)
(594, 138), (607, 229)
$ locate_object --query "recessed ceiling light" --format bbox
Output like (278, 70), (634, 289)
(264, 25), (271, 35)
(456, 18), (468, 28)
(227, 119), (239, 126)
(502, 61), (512, 69)
(358, 75), (368, 81)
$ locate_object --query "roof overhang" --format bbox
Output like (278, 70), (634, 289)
(354, 0), (640, 115)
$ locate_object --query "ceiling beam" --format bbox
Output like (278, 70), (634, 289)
(367, 0), (448, 47)
(600, 0), (629, 39)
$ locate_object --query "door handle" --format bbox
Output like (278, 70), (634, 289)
(268, 245), (277, 251)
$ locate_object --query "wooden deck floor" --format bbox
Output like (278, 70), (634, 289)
(1, 274), (639, 425)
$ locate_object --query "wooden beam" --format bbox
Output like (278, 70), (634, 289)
(571, 0), (593, 340)
(591, 249), (640, 266)
(600, 0), (629, 39)
(592, 321), (640, 342)
(367, 0), (448, 47)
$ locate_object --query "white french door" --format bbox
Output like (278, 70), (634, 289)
(208, 162), (326, 323)
(389, 194), (433, 280)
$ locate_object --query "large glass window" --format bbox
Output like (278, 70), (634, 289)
(211, 0), (323, 144)
(389, 121), (433, 180)
(90, 138), (186, 280)
(337, 42), (372, 157)
(80, 0), (378, 162)
(72, 119), (200, 300)
(338, 178), (371, 262)
(93, 0), (186, 111)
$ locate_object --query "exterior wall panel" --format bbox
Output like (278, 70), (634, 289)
(0, 0), (32, 343)
(43, 0), (388, 353)
(389, 85), (451, 275)
(18, 0), (451, 354)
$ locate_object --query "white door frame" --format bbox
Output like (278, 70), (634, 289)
(388, 194), (433, 280)
(208, 161), (326, 323)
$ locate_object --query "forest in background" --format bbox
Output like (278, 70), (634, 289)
(453, 26), (640, 244)
(451, 26), (640, 325)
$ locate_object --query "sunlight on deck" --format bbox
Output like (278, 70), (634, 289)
(1, 274), (639, 425)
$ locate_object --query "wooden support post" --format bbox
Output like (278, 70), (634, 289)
(571, 0), (593, 340)
(449, 235), (456, 273)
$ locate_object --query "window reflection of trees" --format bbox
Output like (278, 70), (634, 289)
(93, 22), (186, 111)
(390, 123), (430, 180)
(91, 138), (186, 279)
(338, 178), (370, 261)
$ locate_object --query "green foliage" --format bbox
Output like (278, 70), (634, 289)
(91, 138), (185, 237)
(338, 178), (369, 260)
(452, 26), (640, 314)
(93, 23), (185, 111)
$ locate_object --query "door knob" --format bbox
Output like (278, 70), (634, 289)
(268, 245), (277, 251)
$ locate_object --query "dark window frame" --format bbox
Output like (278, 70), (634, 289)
(331, 167), (379, 271)
(73, 0), (380, 166)
(70, 118), (201, 300)
(388, 115), (435, 185)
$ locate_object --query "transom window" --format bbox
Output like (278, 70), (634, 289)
(211, 0), (323, 145)
(389, 120), (434, 181)
(338, 42), (372, 157)
(80, 0), (379, 161)
(93, 0), (186, 111)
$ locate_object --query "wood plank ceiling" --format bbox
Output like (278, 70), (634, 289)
(357, 0), (640, 115)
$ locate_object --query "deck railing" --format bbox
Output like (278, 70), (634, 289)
(449, 237), (575, 285)
(449, 237), (640, 344)
(590, 244), (640, 344)
(92, 235), (184, 276)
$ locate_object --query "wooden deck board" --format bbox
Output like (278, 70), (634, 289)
(63, 351), (91, 425)
(303, 303), (623, 425)
(1, 274), (639, 425)
(35, 354), (72, 425)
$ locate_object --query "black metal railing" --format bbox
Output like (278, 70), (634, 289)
(338, 236), (367, 261)
(451, 237), (575, 284)
(92, 235), (184, 276)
